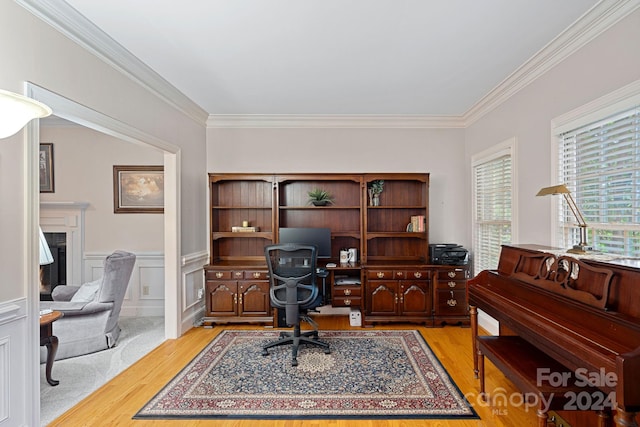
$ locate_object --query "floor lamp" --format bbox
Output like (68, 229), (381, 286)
(536, 184), (591, 254)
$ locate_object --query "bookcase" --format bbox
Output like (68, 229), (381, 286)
(203, 172), (468, 327)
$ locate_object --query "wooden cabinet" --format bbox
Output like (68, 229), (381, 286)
(204, 172), (468, 327)
(331, 264), (363, 308)
(364, 174), (429, 264)
(277, 175), (363, 258)
(204, 268), (272, 325)
(364, 269), (433, 326)
(433, 267), (469, 326)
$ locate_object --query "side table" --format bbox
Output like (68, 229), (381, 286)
(40, 310), (63, 386)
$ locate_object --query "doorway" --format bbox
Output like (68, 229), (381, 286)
(26, 83), (182, 424)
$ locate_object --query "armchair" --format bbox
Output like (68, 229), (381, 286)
(262, 244), (330, 366)
(39, 250), (136, 362)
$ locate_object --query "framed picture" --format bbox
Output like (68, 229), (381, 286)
(113, 165), (164, 213)
(39, 143), (55, 193)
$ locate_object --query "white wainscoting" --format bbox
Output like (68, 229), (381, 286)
(0, 298), (27, 427)
(181, 251), (208, 332)
(84, 252), (165, 317)
(83, 251), (208, 323)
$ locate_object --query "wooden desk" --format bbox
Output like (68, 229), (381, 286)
(40, 311), (63, 386)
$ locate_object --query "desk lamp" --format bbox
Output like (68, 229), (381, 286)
(536, 184), (590, 254)
(0, 89), (52, 138)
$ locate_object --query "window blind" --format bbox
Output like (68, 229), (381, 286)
(558, 105), (640, 255)
(473, 153), (512, 275)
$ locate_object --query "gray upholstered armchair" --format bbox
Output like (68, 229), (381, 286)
(40, 250), (136, 362)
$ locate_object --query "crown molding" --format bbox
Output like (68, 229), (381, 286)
(463, 0), (640, 127)
(16, 0), (640, 130)
(207, 114), (465, 129)
(16, 0), (209, 126)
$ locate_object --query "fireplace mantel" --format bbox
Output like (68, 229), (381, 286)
(40, 201), (90, 285)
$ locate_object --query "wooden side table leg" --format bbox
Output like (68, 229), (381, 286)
(42, 335), (60, 386)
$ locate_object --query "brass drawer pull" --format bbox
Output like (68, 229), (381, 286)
(216, 272), (223, 279)
(235, 272), (242, 278)
(253, 272), (261, 279)
(344, 289), (352, 296)
(414, 272), (422, 279)
(377, 272), (385, 279)
(344, 299), (351, 306)
(447, 290), (457, 307)
(448, 281), (457, 288)
(448, 271), (456, 278)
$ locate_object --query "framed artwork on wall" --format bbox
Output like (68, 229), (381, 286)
(113, 165), (164, 213)
(39, 143), (55, 193)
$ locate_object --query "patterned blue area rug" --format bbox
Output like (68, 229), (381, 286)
(134, 329), (478, 420)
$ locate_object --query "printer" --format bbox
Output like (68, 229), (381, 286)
(429, 243), (469, 265)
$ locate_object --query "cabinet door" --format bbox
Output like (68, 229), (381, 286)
(399, 281), (431, 316)
(238, 281), (270, 316)
(366, 282), (398, 316)
(206, 281), (238, 316)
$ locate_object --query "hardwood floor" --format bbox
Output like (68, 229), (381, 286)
(48, 316), (545, 427)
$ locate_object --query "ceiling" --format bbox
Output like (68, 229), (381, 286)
(57, 0), (601, 117)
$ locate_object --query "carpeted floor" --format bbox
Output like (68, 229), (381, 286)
(134, 329), (478, 420)
(40, 316), (165, 426)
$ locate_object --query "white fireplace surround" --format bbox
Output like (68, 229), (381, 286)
(40, 201), (89, 286)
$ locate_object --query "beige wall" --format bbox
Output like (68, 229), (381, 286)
(40, 126), (164, 253)
(0, 0), (207, 302)
(207, 127), (469, 245)
(465, 8), (640, 248)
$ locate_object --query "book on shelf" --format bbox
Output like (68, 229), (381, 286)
(231, 226), (260, 232)
(410, 215), (426, 232)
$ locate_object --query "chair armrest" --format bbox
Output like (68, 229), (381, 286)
(39, 301), (114, 316)
(51, 285), (81, 301)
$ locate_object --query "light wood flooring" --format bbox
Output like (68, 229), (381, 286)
(47, 316), (548, 427)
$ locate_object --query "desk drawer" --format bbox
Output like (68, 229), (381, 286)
(435, 289), (467, 315)
(244, 271), (269, 280)
(333, 287), (361, 297)
(436, 279), (466, 290)
(333, 296), (361, 307)
(206, 270), (233, 280)
(437, 269), (468, 280)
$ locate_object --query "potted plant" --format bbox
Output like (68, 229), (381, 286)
(308, 188), (334, 206)
(368, 180), (384, 206)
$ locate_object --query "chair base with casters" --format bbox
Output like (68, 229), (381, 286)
(262, 314), (330, 366)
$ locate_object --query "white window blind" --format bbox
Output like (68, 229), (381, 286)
(473, 152), (512, 276)
(558, 105), (640, 256)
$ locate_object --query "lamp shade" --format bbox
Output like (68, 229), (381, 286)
(39, 227), (54, 266)
(0, 89), (52, 139)
(536, 184), (570, 196)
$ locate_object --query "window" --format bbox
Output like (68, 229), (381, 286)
(472, 139), (516, 276)
(554, 85), (640, 256)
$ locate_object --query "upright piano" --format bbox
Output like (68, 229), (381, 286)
(469, 245), (640, 426)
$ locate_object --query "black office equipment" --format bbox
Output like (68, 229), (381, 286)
(429, 243), (469, 265)
(278, 227), (332, 258)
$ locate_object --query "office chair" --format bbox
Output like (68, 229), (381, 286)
(262, 244), (330, 366)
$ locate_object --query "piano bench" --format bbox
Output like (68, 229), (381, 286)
(477, 335), (613, 427)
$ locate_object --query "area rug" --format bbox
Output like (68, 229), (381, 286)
(134, 329), (478, 420)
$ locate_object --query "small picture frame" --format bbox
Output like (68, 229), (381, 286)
(39, 143), (55, 193)
(113, 165), (164, 213)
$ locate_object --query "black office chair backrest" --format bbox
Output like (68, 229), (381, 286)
(264, 244), (319, 326)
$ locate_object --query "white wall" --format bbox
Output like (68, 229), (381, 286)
(39, 125), (164, 253)
(207, 127), (469, 246)
(464, 9), (640, 249)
